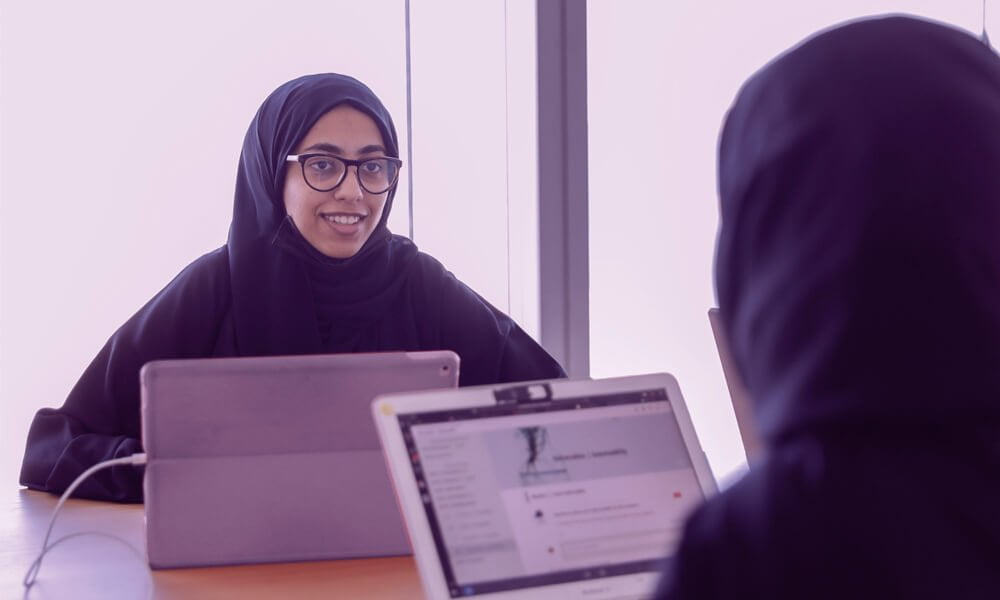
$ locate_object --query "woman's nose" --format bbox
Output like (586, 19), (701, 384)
(334, 166), (365, 201)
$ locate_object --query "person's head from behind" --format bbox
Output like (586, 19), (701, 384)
(234, 73), (401, 259)
(715, 15), (1000, 448)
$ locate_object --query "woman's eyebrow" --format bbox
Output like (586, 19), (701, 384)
(301, 142), (386, 154)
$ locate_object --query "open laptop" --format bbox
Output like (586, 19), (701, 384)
(707, 308), (763, 460)
(373, 373), (717, 600)
(140, 350), (459, 569)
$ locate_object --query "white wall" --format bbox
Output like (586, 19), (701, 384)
(408, 0), (539, 335)
(0, 0), (529, 484)
(587, 0), (987, 484)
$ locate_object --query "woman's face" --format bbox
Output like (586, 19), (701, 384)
(283, 105), (391, 258)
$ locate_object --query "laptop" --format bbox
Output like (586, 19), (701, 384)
(707, 307), (763, 460)
(372, 373), (717, 600)
(140, 350), (459, 569)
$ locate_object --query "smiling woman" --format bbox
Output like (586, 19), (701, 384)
(18, 73), (565, 503)
(283, 106), (402, 258)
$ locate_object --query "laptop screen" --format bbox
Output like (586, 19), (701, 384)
(395, 388), (705, 598)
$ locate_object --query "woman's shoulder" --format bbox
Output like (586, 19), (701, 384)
(401, 245), (483, 307)
(182, 245), (230, 275)
(169, 246), (231, 290)
(143, 246), (232, 315)
(397, 239), (511, 324)
(390, 236), (462, 285)
(101, 246), (234, 362)
(389, 236), (515, 326)
(388, 235), (440, 267)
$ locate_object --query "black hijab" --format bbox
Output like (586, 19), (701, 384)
(715, 15), (1000, 446)
(227, 73), (417, 354)
(658, 16), (1000, 599)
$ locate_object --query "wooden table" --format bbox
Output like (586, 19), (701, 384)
(1, 489), (424, 599)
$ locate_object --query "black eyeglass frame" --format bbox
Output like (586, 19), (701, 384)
(286, 153), (403, 194)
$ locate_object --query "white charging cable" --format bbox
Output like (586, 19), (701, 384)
(23, 452), (148, 588)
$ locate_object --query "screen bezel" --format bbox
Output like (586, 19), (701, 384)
(372, 373), (717, 600)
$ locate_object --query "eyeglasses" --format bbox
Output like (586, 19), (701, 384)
(286, 154), (403, 194)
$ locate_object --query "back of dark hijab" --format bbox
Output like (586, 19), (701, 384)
(229, 73), (417, 354)
(659, 15), (1000, 599)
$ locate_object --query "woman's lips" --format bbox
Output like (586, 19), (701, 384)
(321, 212), (367, 235)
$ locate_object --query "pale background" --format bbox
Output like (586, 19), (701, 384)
(0, 0), (992, 488)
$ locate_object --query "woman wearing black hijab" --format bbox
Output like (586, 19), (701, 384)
(658, 16), (1000, 599)
(20, 74), (565, 502)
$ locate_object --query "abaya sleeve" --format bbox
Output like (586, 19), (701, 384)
(19, 247), (232, 502)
